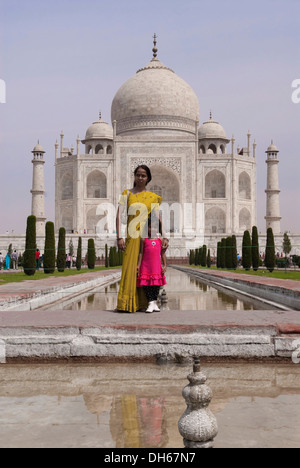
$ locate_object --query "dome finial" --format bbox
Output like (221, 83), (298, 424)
(209, 110), (213, 120)
(152, 33), (158, 59)
(99, 111), (102, 120)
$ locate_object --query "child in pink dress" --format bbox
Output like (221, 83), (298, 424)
(137, 219), (167, 313)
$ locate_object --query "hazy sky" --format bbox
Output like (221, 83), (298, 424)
(0, 0), (299, 234)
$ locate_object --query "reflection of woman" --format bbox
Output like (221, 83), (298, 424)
(116, 165), (169, 313)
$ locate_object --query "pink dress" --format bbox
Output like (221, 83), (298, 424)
(137, 238), (167, 287)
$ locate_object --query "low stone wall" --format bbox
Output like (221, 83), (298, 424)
(0, 321), (298, 362)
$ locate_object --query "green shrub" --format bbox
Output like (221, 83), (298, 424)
(44, 222), (56, 274)
(252, 226), (260, 271)
(217, 242), (221, 268)
(225, 237), (233, 269)
(201, 245), (207, 267)
(283, 232), (292, 257)
(57, 228), (66, 272)
(88, 239), (96, 269)
(220, 238), (226, 269)
(207, 249), (211, 268)
(242, 230), (252, 271)
(265, 228), (276, 273)
(190, 250), (195, 265)
(105, 244), (109, 268)
(232, 235), (238, 270)
(76, 237), (82, 271)
(23, 215), (36, 276)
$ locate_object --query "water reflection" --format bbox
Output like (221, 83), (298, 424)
(60, 269), (273, 311)
(0, 363), (299, 449)
(111, 396), (168, 448)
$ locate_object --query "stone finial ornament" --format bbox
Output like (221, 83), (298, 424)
(178, 358), (218, 448)
(153, 33), (158, 59)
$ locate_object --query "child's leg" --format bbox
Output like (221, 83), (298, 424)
(144, 286), (160, 302)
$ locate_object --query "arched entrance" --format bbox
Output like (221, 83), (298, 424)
(148, 166), (180, 233)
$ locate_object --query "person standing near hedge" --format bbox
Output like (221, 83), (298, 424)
(5, 252), (11, 270)
(36, 249), (40, 271)
(0, 253), (3, 271)
(11, 250), (18, 270)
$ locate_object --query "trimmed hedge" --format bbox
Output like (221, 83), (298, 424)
(44, 222), (56, 274)
(76, 237), (82, 271)
(24, 215), (36, 276)
(265, 228), (276, 272)
(88, 239), (96, 269)
(252, 226), (260, 271)
(57, 227), (66, 272)
(242, 230), (252, 271)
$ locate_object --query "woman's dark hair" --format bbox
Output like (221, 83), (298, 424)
(134, 165), (152, 187)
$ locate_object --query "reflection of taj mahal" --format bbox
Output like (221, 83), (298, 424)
(32, 37), (283, 256)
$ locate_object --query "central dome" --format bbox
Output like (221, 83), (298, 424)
(111, 52), (200, 135)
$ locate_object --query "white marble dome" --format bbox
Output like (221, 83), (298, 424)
(199, 116), (228, 140)
(84, 116), (113, 141)
(32, 143), (45, 153)
(111, 57), (200, 135)
(266, 141), (279, 153)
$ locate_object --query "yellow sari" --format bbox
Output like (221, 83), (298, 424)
(117, 190), (162, 313)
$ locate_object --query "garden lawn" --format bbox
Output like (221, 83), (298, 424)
(0, 267), (120, 286)
(186, 266), (300, 281)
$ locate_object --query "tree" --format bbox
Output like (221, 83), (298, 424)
(207, 249), (211, 268)
(232, 235), (238, 270)
(265, 228), (276, 273)
(76, 237), (82, 271)
(225, 237), (233, 269)
(190, 250), (195, 265)
(88, 239), (96, 269)
(220, 238), (226, 269)
(44, 222), (56, 274)
(57, 228), (66, 272)
(242, 230), (252, 271)
(109, 247), (114, 267)
(283, 232), (292, 258)
(252, 226), (260, 271)
(23, 215), (36, 276)
(201, 245), (207, 267)
(105, 244), (109, 268)
(217, 242), (221, 268)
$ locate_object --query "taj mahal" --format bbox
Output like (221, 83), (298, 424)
(2, 37), (299, 257)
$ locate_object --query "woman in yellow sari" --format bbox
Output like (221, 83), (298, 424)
(116, 165), (169, 313)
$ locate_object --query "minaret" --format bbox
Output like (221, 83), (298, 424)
(31, 142), (46, 237)
(265, 141), (281, 234)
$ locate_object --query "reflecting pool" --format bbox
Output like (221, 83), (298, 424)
(0, 363), (299, 448)
(58, 268), (275, 311)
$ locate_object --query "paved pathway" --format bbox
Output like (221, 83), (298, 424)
(0, 270), (121, 306)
